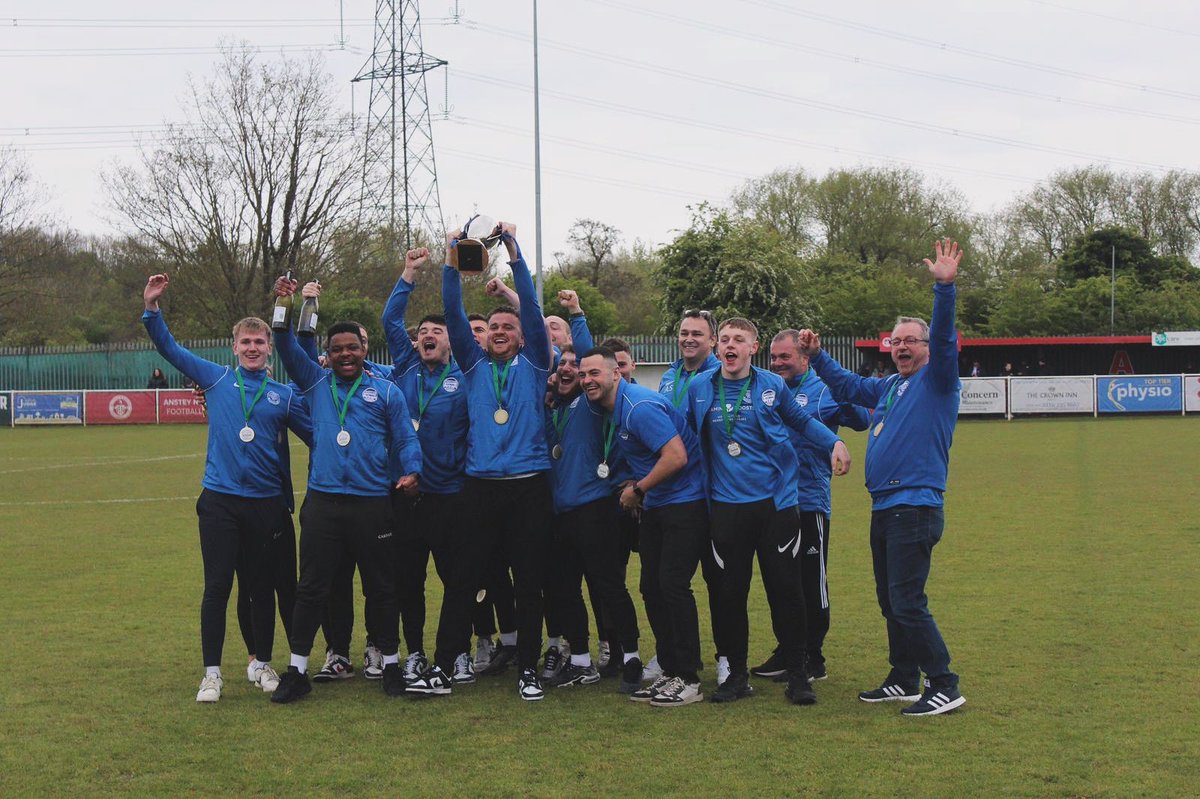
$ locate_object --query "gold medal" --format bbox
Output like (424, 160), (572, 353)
(552, 444), (563, 459)
(239, 425), (255, 443)
(494, 408), (510, 425)
(336, 429), (351, 446)
(873, 421), (884, 437)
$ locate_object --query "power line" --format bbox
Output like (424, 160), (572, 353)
(586, 0), (1200, 127)
(1028, 0), (1200, 40)
(738, 0), (1200, 103)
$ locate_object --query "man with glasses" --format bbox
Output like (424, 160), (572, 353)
(797, 238), (966, 716)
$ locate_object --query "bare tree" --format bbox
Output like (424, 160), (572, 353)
(0, 148), (70, 320)
(105, 46), (360, 329)
(564, 218), (621, 288)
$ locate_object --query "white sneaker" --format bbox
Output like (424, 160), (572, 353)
(642, 655), (663, 683)
(196, 673), (222, 703)
(403, 651), (428, 684)
(597, 640), (611, 670)
(474, 637), (495, 671)
(452, 652), (476, 684)
(716, 656), (731, 687)
(650, 677), (703, 707)
(363, 644), (384, 680)
(247, 662), (280, 692)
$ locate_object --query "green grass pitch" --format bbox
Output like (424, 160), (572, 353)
(0, 418), (1197, 797)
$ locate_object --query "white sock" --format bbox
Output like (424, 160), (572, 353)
(624, 650), (640, 664)
(205, 666), (221, 678)
(547, 636), (561, 650)
(290, 653), (308, 674)
(383, 652), (399, 666)
(248, 658), (265, 672)
(499, 632), (517, 646)
(570, 653), (591, 667)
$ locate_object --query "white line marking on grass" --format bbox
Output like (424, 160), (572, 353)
(0, 454), (200, 475)
(0, 495), (196, 507)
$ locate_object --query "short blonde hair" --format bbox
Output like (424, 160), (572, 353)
(232, 317), (271, 339)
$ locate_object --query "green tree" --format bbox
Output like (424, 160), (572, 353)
(1057, 227), (1197, 289)
(542, 274), (618, 338)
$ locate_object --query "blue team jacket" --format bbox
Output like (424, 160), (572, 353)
(811, 281), (960, 509)
(612, 379), (707, 510)
(784, 370), (871, 514)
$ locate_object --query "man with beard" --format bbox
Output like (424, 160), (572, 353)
(269, 315), (423, 703)
(441, 221), (557, 701)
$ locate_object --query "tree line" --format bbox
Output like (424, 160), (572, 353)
(2, 47), (1198, 348)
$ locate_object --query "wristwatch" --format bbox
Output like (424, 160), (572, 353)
(632, 484), (645, 499)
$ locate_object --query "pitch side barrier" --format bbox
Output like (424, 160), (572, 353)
(2, 379), (1199, 427)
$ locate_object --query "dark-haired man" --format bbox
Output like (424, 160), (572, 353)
(269, 315), (423, 703)
(441, 221), (557, 701)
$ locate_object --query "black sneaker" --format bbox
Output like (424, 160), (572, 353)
(270, 666), (312, 704)
(480, 644), (517, 676)
(858, 679), (921, 703)
(710, 670), (754, 703)
(312, 651), (354, 683)
(598, 645), (624, 678)
(901, 685), (965, 716)
(381, 662), (406, 697)
(806, 660), (828, 682)
(784, 671), (816, 705)
(554, 662), (601, 687)
(750, 649), (786, 678)
(405, 665), (453, 697)
(518, 668), (545, 701)
(540, 646), (565, 681)
(617, 657), (643, 695)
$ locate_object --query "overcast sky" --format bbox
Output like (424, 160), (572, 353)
(4, 0), (1200, 269)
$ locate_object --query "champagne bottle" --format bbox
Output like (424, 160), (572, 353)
(297, 280), (320, 337)
(271, 269), (294, 331)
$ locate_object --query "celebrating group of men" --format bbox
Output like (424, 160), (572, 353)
(143, 222), (966, 716)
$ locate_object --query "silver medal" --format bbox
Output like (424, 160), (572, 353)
(412, 419), (421, 432)
(239, 425), (255, 443)
(336, 429), (351, 447)
(552, 444), (563, 460)
(596, 462), (610, 479)
(727, 441), (742, 457)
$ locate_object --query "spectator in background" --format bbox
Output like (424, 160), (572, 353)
(1002, 362), (1016, 378)
(148, 367), (169, 389)
(969, 361), (984, 377)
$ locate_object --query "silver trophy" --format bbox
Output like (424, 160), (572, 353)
(456, 213), (502, 273)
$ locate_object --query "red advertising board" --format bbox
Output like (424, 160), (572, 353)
(157, 390), (208, 424)
(86, 391), (158, 425)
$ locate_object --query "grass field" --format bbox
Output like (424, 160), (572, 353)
(1, 417), (1197, 798)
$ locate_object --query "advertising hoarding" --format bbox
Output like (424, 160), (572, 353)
(1096, 375), (1182, 414)
(157, 390), (207, 424)
(1009, 377), (1094, 414)
(959, 378), (1007, 415)
(85, 391), (159, 425)
(12, 391), (84, 425)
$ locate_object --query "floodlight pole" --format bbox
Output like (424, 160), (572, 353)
(1110, 245), (1116, 335)
(533, 0), (544, 302)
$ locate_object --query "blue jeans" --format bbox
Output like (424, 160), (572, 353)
(869, 505), (957, 690)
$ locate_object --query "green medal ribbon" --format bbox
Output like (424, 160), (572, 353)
(329, 372), (364, 429)
(552, 402), (573, 441)
(718, 374), (754, 442)
(490, 358), (513, 410)
(873, 376), (907, 429)
(789, 368), (812, 397)
(670, 364), (697, 409)
(235, 367), (268, 426)
(600, 414), (617, 463)
(417, 362), (453, 421)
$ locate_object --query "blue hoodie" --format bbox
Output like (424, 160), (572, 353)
(784, 369), (871, 514)
(383, 274), (469, 495)
(143, 310), (308, 499)
(611, 380), (706, 510)
(545, 391), (627, 513)
(657, 354), (721, 413)
(810, 281), (960, 510)
(443, 242), (552, 478)
(686, 366), (841, 511)
(276, 325), (422, 496)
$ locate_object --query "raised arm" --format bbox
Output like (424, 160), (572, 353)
(505, 223), (550, 371)
(925, 238), (962, 394)
(799, 329), (888, 409)
(559, 289), (594, 353)
(141, 274), (225, 389)
(274, 323), (324, 391)
(442, 230), (486, 371)
(383, 248), (425, 373)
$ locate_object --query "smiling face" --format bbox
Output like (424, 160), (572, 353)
(545, 316), (571, 348)
(487, 311), (523, 360)
(556, 350), (579, 397)
(718, 323), (758, 379)
(469, 319), (488, 348)
(232, 322), (272, 372)
(417, 320), (451, 366)
(891, 321), (930, 378)
(328, 331), (366, 380)
(677, 317), (715, 369)
(579, 353), (621, 409)
(769, 338), (809, 382)
(612, 349), (635, 381)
